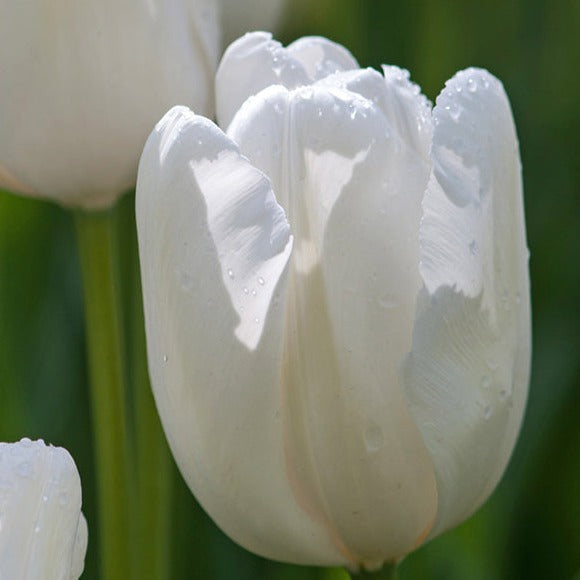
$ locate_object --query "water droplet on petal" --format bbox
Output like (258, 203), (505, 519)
(379, 294), (398, 309)
(34, 525), (41, 534)
(469, 240), (478, 256)
(481, 375), (491, 389)
(42, 495), (48, 503)
(227, 269), (235, 279)
(17, 462), (32, 478)
(258, 277), (265, 286)
(484, 405), (493, 420)
(251, 289), (257, 297)
(243, 287), (249, 295)
(486, 358), (499, 371)
(163, 355), (168, 363)
(364, 424), (384, 452)
(467, 77), (478, 93)
(20, 438), (32, 447)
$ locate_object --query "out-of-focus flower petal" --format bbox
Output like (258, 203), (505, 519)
(216, 32), (358, 129)
(0, 438), (87, 579)
(404, 68), (530, 536)
(0, 0), (220, 208)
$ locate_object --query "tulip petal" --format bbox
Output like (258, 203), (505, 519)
(0, 439), (86, 579)
(216, 32), (358, 129)
(137, 106), (346, 565)
(316, 65), (432, 160)
(228, 80), (438, 565)
(405, 69), (531, 536)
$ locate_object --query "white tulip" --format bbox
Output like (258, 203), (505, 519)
(0, 0), (219, 209)
(136, 33), (530, 571)
(0, 438), (87, 579)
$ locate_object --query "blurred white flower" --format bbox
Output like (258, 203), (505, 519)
(0, 438), (87, 579)
(136, 33), (530, 571)
(0, 0), (219, 209)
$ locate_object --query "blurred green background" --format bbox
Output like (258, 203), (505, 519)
(0, 1), (578, 578)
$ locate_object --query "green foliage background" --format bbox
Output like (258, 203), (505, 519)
(0, 1), (578, 578)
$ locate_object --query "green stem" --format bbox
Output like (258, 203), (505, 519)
(349, 563), (397, 580)
(126, 198), (173, 580)
(74, 209), (133, 580)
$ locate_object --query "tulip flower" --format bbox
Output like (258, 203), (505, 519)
(0, 438), (87, 579)
(0, 0), (219, 209)
(136, 33), (530, 572)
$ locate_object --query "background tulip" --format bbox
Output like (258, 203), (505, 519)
(0, 0), (219, 209)
(0, 438), (87, 579)
(136, 35), (530, 572)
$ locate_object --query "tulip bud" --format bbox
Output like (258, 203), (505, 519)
(0, 438), (87, 579)
(0, 0), (219, 209)
(136, 34), (530, 571)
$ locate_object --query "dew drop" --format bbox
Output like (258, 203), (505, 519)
(227, 269), (235, 279)
(254, 317), (260, 324)
(486, 358), (499, 371)
(42, 495), (48, 503)
(243, 287), (249, 295)
(364, 424), (384, 452)
(179, 271), (193, 291)
(258, 277), (265, 286)
(20, 438), (32, 447)
(469, 240), (478, 256)
(251, 289), (257, 297)
(17, 462), (32, 478)
(162, 355), (168, 363)
(379, 294), (398, 309)
(34, 525), (41, 534)
(446, 101), (461, 122)
(467, 77), (478, 93)
(483, 405), (493, 420)
(481, 375), (491, 389)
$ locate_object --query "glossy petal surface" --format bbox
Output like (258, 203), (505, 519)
(137, 106), (348, 565)
(0, 0), (219, 208)
(216, 32), (358, 129)
(203, 69), (438, 565)
(404, 69), (530, 536)
(0, 439), (87, 579)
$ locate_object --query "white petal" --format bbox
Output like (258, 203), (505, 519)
(404, 69), (531, 536)
(137, 106), (344, 565)
(286, 36), (359, 81)
(0, 0), (219, 208)
(0, 438), (86, 579)
(316, 65), (432, 160)
(229, 83), (438, 565)
(70, 515), (88, 580)
(216, 32), (358, 130)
